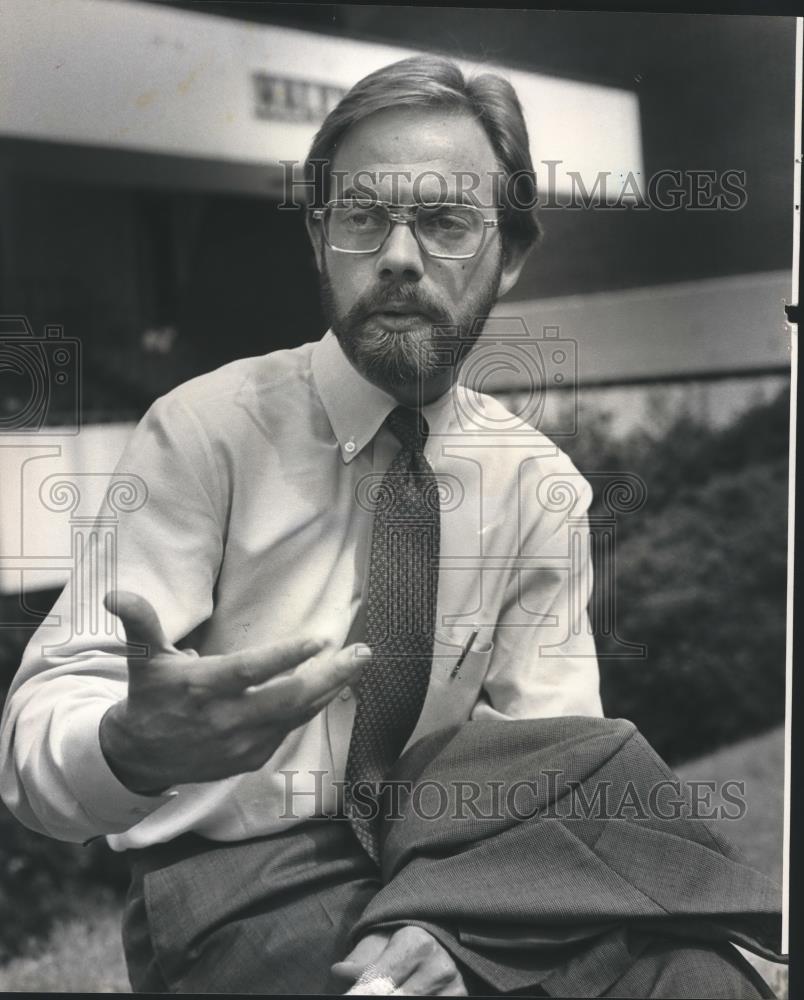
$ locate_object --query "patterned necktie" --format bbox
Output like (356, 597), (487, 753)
(344, 405), (441, 862)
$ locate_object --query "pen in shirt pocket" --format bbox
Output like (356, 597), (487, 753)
(449, 628), (479, 680)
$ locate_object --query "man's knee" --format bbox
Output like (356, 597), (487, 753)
(607, 938), (776, 999)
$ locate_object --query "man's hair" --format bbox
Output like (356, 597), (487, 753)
(305, 54), (541, 258)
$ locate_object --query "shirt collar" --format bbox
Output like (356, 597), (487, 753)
(312, 330), (398, 462)
(311, 330), (457, 463)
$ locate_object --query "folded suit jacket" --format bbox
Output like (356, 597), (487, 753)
(348, 717), (785, 996)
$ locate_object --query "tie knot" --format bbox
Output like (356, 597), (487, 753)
(386, 406), (429, 453)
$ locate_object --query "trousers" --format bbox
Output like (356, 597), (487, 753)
(123, 819), (381, 994)
(121, 817), (775, 997)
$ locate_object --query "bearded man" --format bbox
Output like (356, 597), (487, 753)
(4, 57), (766, 998)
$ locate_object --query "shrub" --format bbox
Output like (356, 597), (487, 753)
(556, 385), (790, 763)
(0, 593), (128, 963)
(0, 800), (128, 963)
(597, 457), (788, 762)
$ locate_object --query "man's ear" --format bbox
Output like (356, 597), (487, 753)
(497, 239), (532, 299)
(305, 212), (325, 273)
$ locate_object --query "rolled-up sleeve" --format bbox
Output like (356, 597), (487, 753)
(0, 393), (224, 843)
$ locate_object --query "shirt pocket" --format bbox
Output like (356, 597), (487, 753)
(430, 626), (495, 693)
(404, 627), (496, 749)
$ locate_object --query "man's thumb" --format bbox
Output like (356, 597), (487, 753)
(104, 590), (172, 663)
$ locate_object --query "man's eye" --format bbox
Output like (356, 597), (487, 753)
(425, 213), (471, 232)
(343, 210), (383, 229)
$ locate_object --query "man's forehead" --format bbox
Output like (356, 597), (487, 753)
(330, 107), (501, 201)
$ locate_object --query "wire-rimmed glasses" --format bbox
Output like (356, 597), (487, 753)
(309, 199), (500, 260)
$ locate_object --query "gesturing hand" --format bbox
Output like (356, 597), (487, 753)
(99, 590), (368, 794)
(331, 926), (468, 996)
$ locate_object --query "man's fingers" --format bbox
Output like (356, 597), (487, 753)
(245, 643), (371, 719)
(332, 928), (420, 992)
(299, 642), (370, 697)
(104, 590), (172, 662)
(353, 927), (460, 996)
(202, 635), (331, 694)
(331, 932), (391, 982)
(362, 931), (422, 990)
(394, 968), (468, 996)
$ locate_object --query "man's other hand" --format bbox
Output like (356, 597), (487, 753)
(331, 926), (468, 996)
(98, 589), (368, 794)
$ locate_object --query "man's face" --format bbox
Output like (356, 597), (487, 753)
(307, 107), (528, 404)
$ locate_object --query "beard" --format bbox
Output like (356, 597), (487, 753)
(319, 256), (504, 392)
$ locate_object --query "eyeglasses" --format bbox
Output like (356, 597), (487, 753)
(309, 199), (500, 260)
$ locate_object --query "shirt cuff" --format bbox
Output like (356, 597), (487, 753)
(61, 698), (177, 835)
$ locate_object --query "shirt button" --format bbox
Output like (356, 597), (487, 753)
(340, 687), (352, 701)
(344, 439), (356, 454)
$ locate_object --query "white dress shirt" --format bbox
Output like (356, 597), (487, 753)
(0, 331), (602, 849)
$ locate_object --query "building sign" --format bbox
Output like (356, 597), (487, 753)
(253, 73), (347, 123)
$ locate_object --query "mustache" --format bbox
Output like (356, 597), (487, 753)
(349, 285), (449, 326)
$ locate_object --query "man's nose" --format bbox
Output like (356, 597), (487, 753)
(374, 220), (425, 283)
